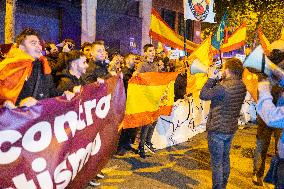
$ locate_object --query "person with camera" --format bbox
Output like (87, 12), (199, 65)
(200, 58), (247, 189)
(257, 78), (284, 188)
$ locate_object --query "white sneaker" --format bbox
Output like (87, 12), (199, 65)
(96, 173), (105, 179)
(145, 143), (156, 154)
(89, 180), (101, 187)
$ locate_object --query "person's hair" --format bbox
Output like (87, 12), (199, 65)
(15, 28), (41, 46)
(45, 41), (55, 52)
(143, 44), (154, 52)
(223, 58), (244, 78)
(64, 50), (85, 69)
(93, 40), (105, 46)
(124, 53), (134, 60)
(111, 52), (121, 60)
(63, 39), (75, 45)
(268, 49), (284, 65)
(81, 42), (92, 51)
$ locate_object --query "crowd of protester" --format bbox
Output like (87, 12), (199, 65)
(0, 28), (283, 188)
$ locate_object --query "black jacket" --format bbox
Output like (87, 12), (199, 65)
(200, 77), (247, 134)
(57, 70), (85, 93)
(83, 60), (111, 83)
(121, 66), (135, 94)
(16, 60), (60, 105)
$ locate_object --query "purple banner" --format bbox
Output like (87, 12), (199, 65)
(0, 76), (126, 189)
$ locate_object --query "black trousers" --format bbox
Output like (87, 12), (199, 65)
(139, 122), (157, 148)
(253, 117), (282, 177)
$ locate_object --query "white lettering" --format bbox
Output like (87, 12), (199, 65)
(0, 130), (22, 164)
(32, 158), (53, 189)
(77, 101), (86, 130)
(22, 122), (52, 153)
(54, 111), (78, 143)
(12, 174), (36, 189)
(84, 98), (96, 126)
(54, 160), (72, 189)
(68, 142), (92, 180)
(91, 133), (101, 156)
(96, 94), (111, 119)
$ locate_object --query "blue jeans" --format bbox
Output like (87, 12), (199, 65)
(208, 132), (234, 189)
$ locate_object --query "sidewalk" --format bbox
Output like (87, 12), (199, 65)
(86, 125), (276, 189)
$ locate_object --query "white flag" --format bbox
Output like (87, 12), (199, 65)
(183, 0), (216, 23)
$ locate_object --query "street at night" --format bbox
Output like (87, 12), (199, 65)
(86, 125), (275, 189)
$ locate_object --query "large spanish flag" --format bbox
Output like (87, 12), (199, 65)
(0, 46), (51, 105)
(220, 23), (246, 52)
(122, 72), (179, 129)
(149, 8), (198, 52)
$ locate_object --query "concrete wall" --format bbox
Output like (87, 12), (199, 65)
(0, 0), (81, 47)
(96, 9), (142, 55)
(96, 0), (142, 55)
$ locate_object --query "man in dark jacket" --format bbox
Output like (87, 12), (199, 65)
(83, 41), (111, 84)
(200, 58), (247, 189)
(117, 53), (137, 155)
(1, 28), (73, 109)
(57, 50), (88, 93)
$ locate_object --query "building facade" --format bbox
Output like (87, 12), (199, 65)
(0, 0), (200, 55)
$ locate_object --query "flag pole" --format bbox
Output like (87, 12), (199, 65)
(184, 19), (187, 57)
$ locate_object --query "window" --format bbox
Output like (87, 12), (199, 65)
(178, 13), (192, 40)
(162, 9), (176, 30)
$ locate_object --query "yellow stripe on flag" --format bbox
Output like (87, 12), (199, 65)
(126, 81), (175, 114)
(150, 9), (198, 52)
(220, 23), (246, 52)
(122, 72), (179, 128)
(258, 27), (272, 56)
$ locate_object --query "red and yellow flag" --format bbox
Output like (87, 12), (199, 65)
(258, 27), (272, 56)
(0, 47), (51, 104)
(149, 8), (198, 52)
(122, 72), (179, 129)
(220, 23), (246, 52)
(186, 37), (213, 95)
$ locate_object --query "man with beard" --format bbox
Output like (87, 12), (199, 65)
(57, 50), (88, 93)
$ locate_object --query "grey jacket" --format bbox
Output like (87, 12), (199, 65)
(200, 77), (247, 134)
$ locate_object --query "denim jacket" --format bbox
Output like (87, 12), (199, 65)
(257, 91), (284, 158)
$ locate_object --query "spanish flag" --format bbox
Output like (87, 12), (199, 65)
(0, 47), (51, 105)
(258, 27), (272, 56)
(122, 72), (179, 129)
(149, 8), (198, 52)
(186, 37), (212, 103)
(220, 23), (246, 52)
